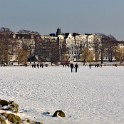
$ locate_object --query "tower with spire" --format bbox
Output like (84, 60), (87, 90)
(56, 27), (61, 36)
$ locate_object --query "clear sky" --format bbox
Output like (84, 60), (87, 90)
(0, 0), (124, 40)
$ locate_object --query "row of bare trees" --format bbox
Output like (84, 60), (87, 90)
(79, 34), (124, 64)
(0, 27), (60, 65)
(0, 27), (36, 65)
(0, 27), (124, 65)
(0, 27), (13, 64)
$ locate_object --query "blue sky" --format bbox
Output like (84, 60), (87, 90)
(0, 0), (124, 40)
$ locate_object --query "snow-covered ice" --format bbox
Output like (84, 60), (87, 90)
(0, 66), (124, 124)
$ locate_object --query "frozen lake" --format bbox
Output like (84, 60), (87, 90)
(0, 66), (124, 124)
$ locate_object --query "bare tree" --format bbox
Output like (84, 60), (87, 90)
(102, 35), (117, 62)
(16, 48), (29, 65)
(0, 27), (13, 64)
(115, 45), (124, 64)
(94, 39), (101, 62)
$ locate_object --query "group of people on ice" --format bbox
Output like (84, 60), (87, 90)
(32, 63), (44, 68)
(89, 63), (102, 69)
(70, 63), (79, 72)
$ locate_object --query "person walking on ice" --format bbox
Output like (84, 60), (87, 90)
(75, 63), (78, 72)
(70, 63), (74, 72)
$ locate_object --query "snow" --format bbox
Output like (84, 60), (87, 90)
(0, 65), (124, 124)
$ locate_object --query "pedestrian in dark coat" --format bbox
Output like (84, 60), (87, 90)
(37, 64), (39, 68)
(75, 63), (78, 72)
(89, 64), (91, 69)
(70, 63), (74, 72)
(32, 64), (34, 68)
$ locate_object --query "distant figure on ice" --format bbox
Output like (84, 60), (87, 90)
(32, 64), (36, 68)
(37, 64), (39, 68)
(70, 63), (74, 72)
(75, 63), (78, 72)
(40, 63), (44, 68)
(32, 64), (34, 68)
(89, 64), (92, 69)
(41, 64), (44, 68)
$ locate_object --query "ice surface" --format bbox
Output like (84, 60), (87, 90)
(0, 66), (124, 124)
